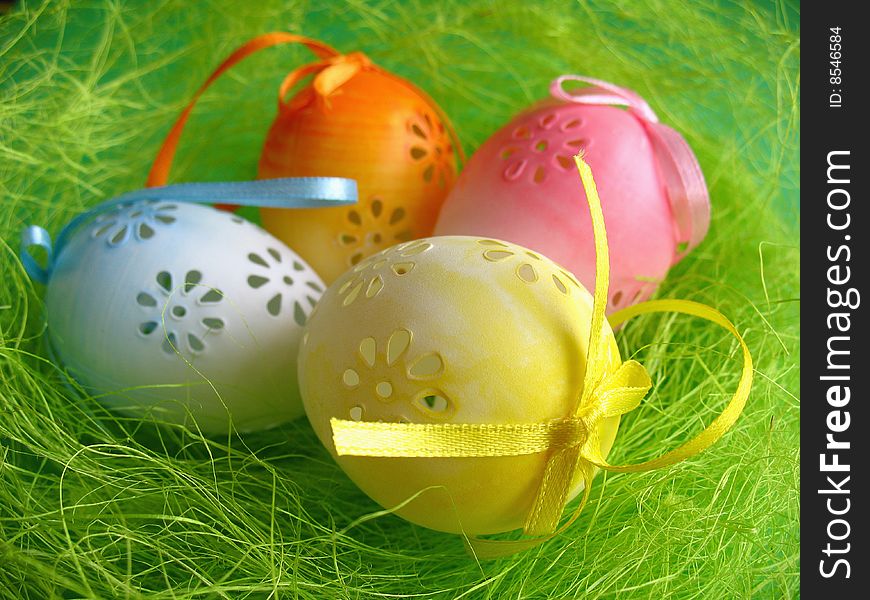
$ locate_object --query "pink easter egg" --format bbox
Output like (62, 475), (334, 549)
(435, 75), (710, 313)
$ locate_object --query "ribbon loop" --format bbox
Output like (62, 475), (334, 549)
(147, 32), (340, 188)
(549, 75), (710, 264)
(585, 360), (652, 420)
(314, 53), (372, 98)
(20, 226), (53, 285)
(149, 32), (466, 190)
(600, 299), (753, 474)
(550, 74), (659, 122)
(276, 50), (467, 165)
(641, 122), (711, 262)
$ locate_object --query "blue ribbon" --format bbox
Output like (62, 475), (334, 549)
(19, 177), (358, 285)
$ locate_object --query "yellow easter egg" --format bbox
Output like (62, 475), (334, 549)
(299, 236), (622, 535)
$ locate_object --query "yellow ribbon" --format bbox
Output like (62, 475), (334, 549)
(330, 154), (752, 559)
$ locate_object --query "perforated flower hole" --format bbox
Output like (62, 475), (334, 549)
(504, 160), (526, 181)
(513, 126), (531, 139)
(340, 196), (415, 267)
(183, 270), (202, 293)
(517, 263), (539, 282)
(136, 269), (225, 355)
(398, 240), (432, 257)
(476, 239), (582, 296)
(407, 109), (454, 189)
(540, 113), (558, 129)
(92, 200), (177, 247)
(414, 391), (451, 415)
(392, 262), (414, 276)
(246, 247), (320, 325)
(338, 241), (431, 308)
(341, 329), (454, 421)
(552, 274), (569, 295)
(561, 269), (583, 290)
(555, 155), (574, 170)
(500, 111), (595, 185)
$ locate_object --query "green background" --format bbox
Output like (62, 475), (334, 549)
(1, 1), (799, 598)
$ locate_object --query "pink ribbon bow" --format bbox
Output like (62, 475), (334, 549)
(550, 75), (710, 262)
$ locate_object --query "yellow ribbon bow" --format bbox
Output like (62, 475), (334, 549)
(330, 155), (753, 559)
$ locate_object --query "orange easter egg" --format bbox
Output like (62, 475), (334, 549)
(258, 54), (460, 282)
(146, 33), (462, 284)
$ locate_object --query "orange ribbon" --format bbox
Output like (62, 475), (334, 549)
(147, 32), (465, 189)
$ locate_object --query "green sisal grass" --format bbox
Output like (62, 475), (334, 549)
(1, 1), (799, 598)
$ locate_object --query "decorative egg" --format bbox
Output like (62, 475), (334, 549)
(258, 52), (460, 283)
(45, 199), (325, 434)
(435, 75), (710, 314)
(299, 236), (621, 535)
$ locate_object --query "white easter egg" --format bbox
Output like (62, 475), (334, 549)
(45, 199), (325, 434)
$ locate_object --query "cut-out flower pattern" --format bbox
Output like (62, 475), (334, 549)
(246, 246), (322, 325)
(477, 239), (583, 298)
(136, 269), (225, 355)
(337, 240), (432, 308)
(92, 200), (178, 247)
(342, 328), (453, 423)
(407, 110), (454, 189)
(478, 239), (653, 311)
(498, 111), (591, 185)
(340, 196), (414, 267)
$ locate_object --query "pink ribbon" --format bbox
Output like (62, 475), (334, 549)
(550, 75), (710, 263)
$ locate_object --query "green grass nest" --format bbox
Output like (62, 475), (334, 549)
(1, 1), (799, 598)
